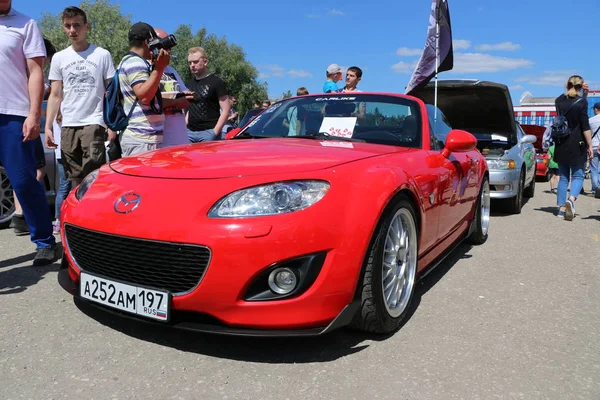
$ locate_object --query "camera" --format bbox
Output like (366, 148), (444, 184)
(148, 34), (177, 58)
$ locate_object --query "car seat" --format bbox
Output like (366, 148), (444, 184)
(402, 115), (418, 142)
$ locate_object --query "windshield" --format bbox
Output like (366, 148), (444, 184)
(239, 108), (262, 128)
(237, 94), (422, 148)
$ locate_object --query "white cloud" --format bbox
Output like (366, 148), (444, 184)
(391, 61), (417, 74)
(259, 65), (314, 79)
(259, 64), (286, 78)
(328, 9), (345, 16)
(450, 53), (533, 74)
(288, 69), (313, 78)
(452, 39), (471, 50)
(515, 70), (573, 86)
(396, 47), (422, 57)
(306, 13), (321, 18)
(509, 85), (524, 91)
(475, 41), (521, 51)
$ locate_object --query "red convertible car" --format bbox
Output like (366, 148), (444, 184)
(521, 124), (550, 181)
(58, 92), (490, 336)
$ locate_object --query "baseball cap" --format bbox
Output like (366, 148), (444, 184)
(594, 102), (600, 110)
(128, 22), (157, 41)
(326, 64), (342, 75)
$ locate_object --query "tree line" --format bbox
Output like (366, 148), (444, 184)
(39, 0), (268, 114)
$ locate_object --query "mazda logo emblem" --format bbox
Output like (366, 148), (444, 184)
(114, 192), (141, 214)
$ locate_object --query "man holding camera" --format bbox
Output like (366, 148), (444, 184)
(116, 22), (167, 156)
(118, 22), (194, 156)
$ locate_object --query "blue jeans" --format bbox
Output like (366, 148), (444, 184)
(591, 150), (600, 193)
(187, 129), (216, 143)
(55, 159), (72, 220)
(557, 162), (585, 207)
(0, 114), (55, 249)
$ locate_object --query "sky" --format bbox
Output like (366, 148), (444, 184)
(20, 0), (600, 103)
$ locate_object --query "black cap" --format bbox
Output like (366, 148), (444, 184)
(594, 102), (600, 110)
(128, 22), (157, 42)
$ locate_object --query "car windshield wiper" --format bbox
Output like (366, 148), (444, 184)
(298, 132), (365, 142)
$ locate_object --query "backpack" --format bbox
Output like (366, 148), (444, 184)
(550, 97), (582, 142)
(103, 53), (152, 131)
(541, 125), (553, 151)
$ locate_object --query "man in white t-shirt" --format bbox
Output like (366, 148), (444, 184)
(153, 28), (194, 148)
(44, 6), (116, 186)
(342, 66), (366, 120)
(0, 1), (58, 265)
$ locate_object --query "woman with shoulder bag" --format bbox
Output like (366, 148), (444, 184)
(553, 75), (594, 220)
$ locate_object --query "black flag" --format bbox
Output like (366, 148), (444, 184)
(405, 0), (453, 95)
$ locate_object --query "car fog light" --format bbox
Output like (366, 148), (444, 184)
(268, 268), (297, 294)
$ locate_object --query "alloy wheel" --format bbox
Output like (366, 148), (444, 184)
(0, 166), (16, 224)
(381, 208), (418, 318)
(481, 179), (491, 236)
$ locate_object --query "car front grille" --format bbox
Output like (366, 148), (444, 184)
(65, 224), (211, 294)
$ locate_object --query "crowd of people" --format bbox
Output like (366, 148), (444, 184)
(1, 2), (598, 266)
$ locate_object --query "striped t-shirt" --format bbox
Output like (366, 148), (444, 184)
(118, 55), (164, 143)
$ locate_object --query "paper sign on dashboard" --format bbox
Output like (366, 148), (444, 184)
(491, 134), (508, 142)
(318, 117), (357, 138)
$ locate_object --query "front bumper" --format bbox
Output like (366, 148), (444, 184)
(58, 172), (375, 334)
(488, 169), (520, 199)
(58, 264), (359, 337)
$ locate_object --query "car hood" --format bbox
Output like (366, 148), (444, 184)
(521, 124), (547, 150)
(109, 138), (403, 179)
(411, 80), (517, 139)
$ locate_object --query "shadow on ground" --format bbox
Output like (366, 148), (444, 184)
(0, 253), (61, 295)
(582, 215), (600, 221)
(74, 243), (474, 363)
(533, 206), (558, 215)
(490, 198), (532, 217)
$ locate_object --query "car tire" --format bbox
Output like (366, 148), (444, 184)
(467, 176), (490, 245)
(0, 165), (16, 229)
(351, 196), (418, 334)
(506, 170), (524, 214)
(523, 173), (535, 198)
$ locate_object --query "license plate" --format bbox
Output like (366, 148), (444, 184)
(80, 272), (170, 321)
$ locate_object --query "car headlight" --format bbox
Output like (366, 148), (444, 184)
(208, 180), (330, 218)
(75, 169), (99, 200)
(486, 159), (515, 170)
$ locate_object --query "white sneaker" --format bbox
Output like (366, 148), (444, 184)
(564, 199), (575, 221)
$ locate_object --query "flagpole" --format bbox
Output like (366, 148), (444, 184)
(434, 1), (440, 122)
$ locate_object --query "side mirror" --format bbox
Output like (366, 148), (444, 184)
(225, 128), (241, 140)
(441, 129), (477, 158)
(520, 134), (537, 144)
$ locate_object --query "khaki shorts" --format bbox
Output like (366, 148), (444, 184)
(61, 124), (106, 181)
(120, 133), (159, 157)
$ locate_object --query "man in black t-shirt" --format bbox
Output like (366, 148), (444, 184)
(185, 47), (230, 142)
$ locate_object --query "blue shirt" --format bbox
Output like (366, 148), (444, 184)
(323, 81), (340, 93)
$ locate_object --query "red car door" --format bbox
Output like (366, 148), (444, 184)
(433, 151), (471, 241)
